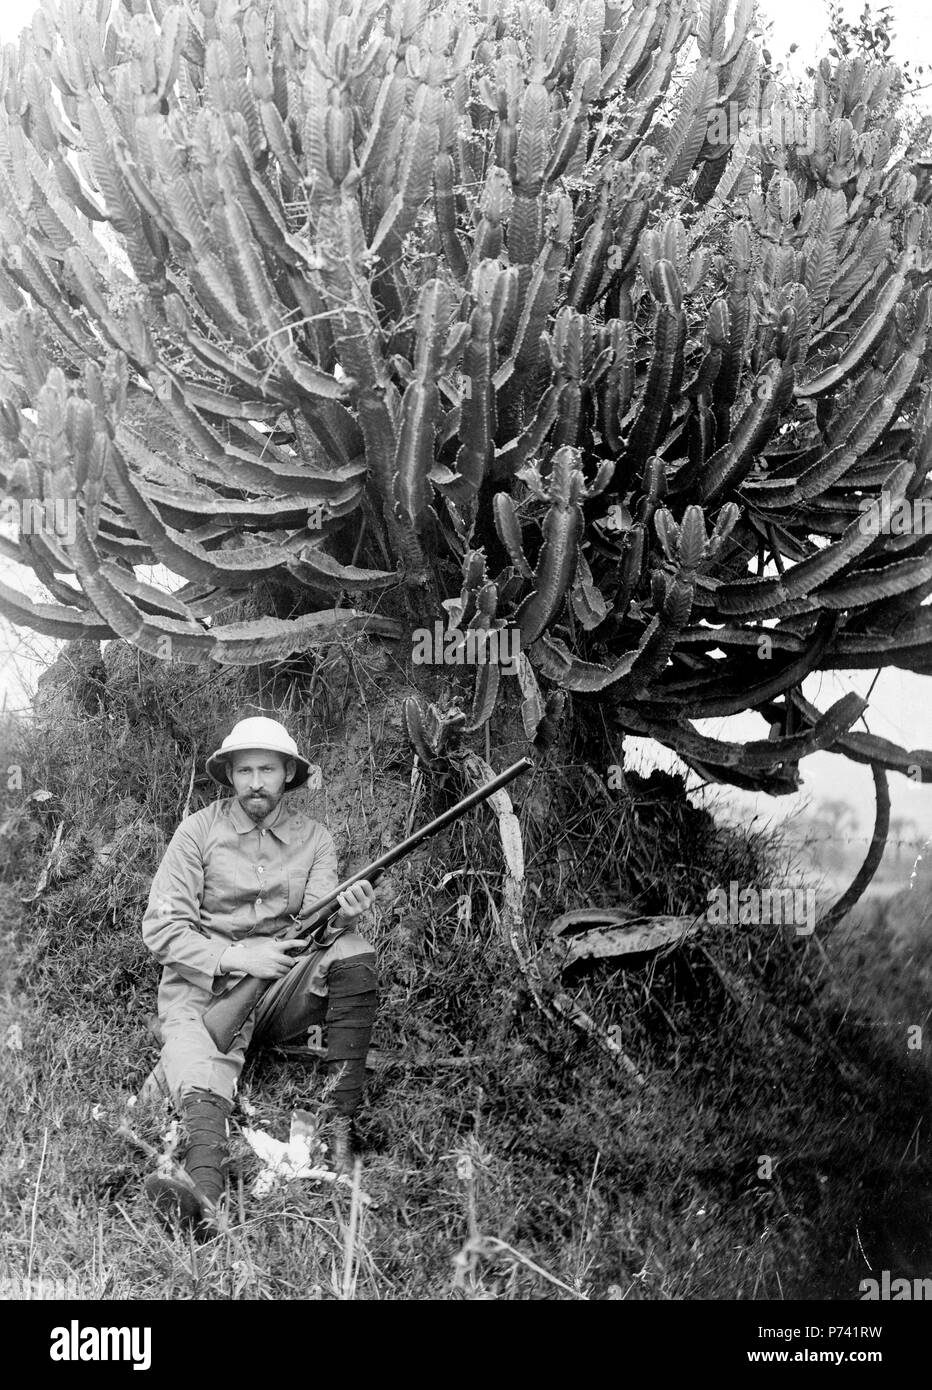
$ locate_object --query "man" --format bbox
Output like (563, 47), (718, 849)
(140, 716), (378, 1226)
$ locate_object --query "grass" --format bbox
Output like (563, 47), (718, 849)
(0, 630), (930, 1300)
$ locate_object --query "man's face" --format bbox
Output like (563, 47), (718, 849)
(227, 748), (296, 823)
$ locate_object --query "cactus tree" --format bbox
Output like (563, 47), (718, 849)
(0, 0), (931, 800)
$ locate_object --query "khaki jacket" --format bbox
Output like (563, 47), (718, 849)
(142, 794), (341, 1007)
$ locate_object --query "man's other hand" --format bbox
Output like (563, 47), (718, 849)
(218, 937), (305, 979)
(336, 879), (376, 922)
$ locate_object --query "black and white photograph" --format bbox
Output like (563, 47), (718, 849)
(0, 0), (930, 1345)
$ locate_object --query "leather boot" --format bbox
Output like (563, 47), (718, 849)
(145, 1088), (231, 1228)
(323, 956), (377, 1173)
(180, 1089), (232, 1206)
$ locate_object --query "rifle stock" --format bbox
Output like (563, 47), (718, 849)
(201, 756), (533, 1053)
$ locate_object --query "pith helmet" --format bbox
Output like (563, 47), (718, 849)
(206, 717), (312, 789)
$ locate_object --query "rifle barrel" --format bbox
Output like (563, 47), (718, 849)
(295, 755), (534, 933)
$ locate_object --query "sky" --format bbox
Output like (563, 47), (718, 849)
(0, 0), (39, 44)
(0, 0), (931, 844)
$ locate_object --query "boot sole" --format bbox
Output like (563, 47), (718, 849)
(144, 1173), (204, 1227)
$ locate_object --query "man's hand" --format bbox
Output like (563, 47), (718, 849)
(335, 879), (376, 923)
(218, 937), (306, 979)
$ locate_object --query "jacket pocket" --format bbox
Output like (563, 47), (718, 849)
(288, 867), (309, 915)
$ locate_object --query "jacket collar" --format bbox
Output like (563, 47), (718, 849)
(228, 795), (294, 842)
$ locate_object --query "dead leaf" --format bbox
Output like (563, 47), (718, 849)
(561, 915), (705, 966)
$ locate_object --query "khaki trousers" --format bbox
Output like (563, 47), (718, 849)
(156, 930), (375, 1106)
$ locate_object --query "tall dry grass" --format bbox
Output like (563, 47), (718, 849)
(0, 630), (930, 1299)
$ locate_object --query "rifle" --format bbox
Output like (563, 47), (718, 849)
(202, 756), (534, 1053)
